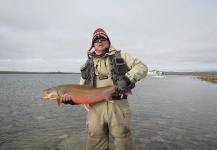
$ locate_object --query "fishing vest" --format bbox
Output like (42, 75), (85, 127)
(80, 50), (135, 88)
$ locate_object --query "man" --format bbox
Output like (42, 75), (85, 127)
(61, 28), (148, 150)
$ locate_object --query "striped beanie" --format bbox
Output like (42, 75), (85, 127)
(88, 28), (111, 52)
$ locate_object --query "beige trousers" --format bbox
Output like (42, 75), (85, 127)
(86, 100), (136, 150)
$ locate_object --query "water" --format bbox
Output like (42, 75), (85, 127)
(0, 74), (217, 150)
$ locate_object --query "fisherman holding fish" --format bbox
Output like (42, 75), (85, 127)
(60, 28), (148, 150)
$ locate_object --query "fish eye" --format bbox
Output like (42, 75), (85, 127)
(46, 91), (51, 94)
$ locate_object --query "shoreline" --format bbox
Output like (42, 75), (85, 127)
(164, 72), (217, 84)
(164, 71), (217, 76)
(165, 72), (217, 84)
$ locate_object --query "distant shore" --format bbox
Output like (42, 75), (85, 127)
(1, 71), (217, 84)
(0, 71), (80, 74)
(1, 71), (217, 75)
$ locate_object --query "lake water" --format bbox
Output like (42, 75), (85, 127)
(0, 74), (217, 150)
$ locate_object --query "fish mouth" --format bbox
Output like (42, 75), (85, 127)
(41, 90), (49, 100)
(41, 95), (58, 100)
(41, 88), (59, 101)
(41, 96), (49, 100)
(41, 90), (53, 100)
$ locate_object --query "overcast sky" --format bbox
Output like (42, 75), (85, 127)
(1, 0), (217, 72)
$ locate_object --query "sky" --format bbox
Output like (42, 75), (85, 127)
(0, 0), (217, 72)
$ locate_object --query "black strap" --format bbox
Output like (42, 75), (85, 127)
(112, 95), (128, 100)
(62, 100), (75, 105)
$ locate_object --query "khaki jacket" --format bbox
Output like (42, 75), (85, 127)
(80, 45), (148, 88)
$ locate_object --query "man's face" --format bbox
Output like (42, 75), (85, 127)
(93, 36), (109, 53)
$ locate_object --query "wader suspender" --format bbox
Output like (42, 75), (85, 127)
(80, 58), (95, 87)
(109, 51), (135, 89)
(109, 51), (128, 85)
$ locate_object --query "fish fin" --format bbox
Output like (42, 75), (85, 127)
(57, 98), (62, 108)
(84, 104), (90, 111)
(104, 94), (113, 101)
(104, 94), (114, 103)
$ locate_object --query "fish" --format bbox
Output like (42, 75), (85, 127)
(41, 84), (116, 108)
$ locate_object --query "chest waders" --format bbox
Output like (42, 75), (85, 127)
(82, 51), (136, 150)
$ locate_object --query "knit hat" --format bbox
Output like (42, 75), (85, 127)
(88, 28), (111, 52)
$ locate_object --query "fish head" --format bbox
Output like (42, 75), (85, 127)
(41, 88), (59, 100)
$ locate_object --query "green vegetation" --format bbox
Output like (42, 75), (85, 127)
(165, 72), (217, 84)
(196, 75), (217, 84)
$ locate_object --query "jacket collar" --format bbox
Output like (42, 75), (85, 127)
(88, 45), (116, 58)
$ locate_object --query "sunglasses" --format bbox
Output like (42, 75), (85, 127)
(93, 36), (108, 43)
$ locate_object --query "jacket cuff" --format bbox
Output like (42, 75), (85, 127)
(123, 76), (131, 86)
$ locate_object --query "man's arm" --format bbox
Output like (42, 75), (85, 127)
(121, 52), (148, 84)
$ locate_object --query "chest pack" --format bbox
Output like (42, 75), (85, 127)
(80, 51), (129, 87)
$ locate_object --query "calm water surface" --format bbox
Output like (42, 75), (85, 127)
(0, 74), (217, 150)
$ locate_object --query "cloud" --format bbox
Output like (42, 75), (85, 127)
(0, 0), (217, 72)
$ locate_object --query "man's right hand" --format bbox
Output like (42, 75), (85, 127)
(116, 76), (131, 94)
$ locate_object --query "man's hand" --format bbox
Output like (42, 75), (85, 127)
(60, 93), (74, 105)
(116, 76), (131, 95)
